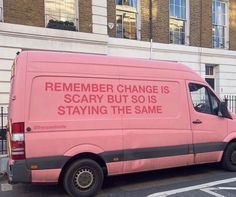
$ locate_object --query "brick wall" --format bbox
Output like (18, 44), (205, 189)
(229, 0), (236, 50)
(190, 0), (201, 47)
(201, 0), (212, 48)
(141, 0), (169, 43)
(154, 0), (169, 43)
(140, 0), (150, 41)
(79, 0), (92, 33)
(190, 0), (212, 48)
(107, 0), (116, 37)
(3, 0), (45, 27)
(3, 0), (92, 33)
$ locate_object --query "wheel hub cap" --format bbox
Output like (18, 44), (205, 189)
(74, 169), (94, 189)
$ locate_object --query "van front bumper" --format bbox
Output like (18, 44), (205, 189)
(8, 160), (31, 184)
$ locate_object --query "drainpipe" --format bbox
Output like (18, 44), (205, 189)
(149, 0), (153, 59)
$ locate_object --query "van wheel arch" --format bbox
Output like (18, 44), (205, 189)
(59, 152), (108, 185)
(222, 139), (236, 154)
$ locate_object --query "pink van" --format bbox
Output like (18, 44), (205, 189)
(7, 51), (236, 197)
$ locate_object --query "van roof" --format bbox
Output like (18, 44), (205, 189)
(20, 51), (203, 82)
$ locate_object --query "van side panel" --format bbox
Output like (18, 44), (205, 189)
(21, 52), (203, 182)
(25, 72), (193, 178)
(122, 80), (193, 172)
(24, 74), (125, 179)
(31, 169), (61, 183)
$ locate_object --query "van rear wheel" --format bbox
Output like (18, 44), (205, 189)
(63, 159), (104, 197)
(222, 142), (236, 171)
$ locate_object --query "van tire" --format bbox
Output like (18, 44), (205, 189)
(63, 159), (104, 197)
(222, 142), (236, 171)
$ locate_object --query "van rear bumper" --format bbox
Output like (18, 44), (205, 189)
(8, 160), (31, 184)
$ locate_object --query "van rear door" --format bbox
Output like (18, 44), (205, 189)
(7, 53), (27, 161)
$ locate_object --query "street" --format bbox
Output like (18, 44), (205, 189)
(1, 163), (236, 197)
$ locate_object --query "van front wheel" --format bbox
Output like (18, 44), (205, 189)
(63, 159), (104, 197)
(222, 142), (236, 171)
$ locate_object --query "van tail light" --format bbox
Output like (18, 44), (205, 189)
(11, 122), (25, 160)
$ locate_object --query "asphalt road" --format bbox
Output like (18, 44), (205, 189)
(1, 163), (236, 196)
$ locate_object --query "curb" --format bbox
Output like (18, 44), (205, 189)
(0, 155), (8, 174)
(0, 173), (7, 182)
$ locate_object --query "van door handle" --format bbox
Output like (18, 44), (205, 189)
(192, 119), (202, 124)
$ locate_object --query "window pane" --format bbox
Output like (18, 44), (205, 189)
(212, 12), (216, 24)
(116, 0), (122, 5)
(170, 0), (186, 19)
(189, 84), (212, 115)
(169, 19), (185, 44)
(209, 90), (219, 114)
(170, 0), (175, 5)
(175, 6), (180, 18)
(175, 0), (180, 6)
(181, 32), (185, 44)
(212, 1), (216, 12)
(212, 0), (227, 48)
(181, 6), (186, 19)
(219, 37), (225, 48)
(205, 78), (215, 90)
(116, 0), (138, 40)
(221, 14), (226, 26)
(170, 4), (174, 17)
(129, 0), (137, 8)
(216, 1), (221, 9)
(116, 15), (123, 38)
(221, 3), (225, 14)
(45, 0), (76, 24)
(205, 65), (214, 75)
(170, 31), (174, 43)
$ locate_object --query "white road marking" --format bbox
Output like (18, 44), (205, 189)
(1, 183), (13, 192)
(147, 177), (236, 197)
(218, 187), (236, 190)
(200, 188), (225, 197)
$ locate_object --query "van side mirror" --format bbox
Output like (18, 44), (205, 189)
(218, 102), (232, 119)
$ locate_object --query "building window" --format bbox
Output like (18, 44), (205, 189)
(169, 0), (188, 45)
(116, 0), (139, 39)
(205, 65), (216, 90)
(0, 0), (3, 22)
(212, 0), (228, 49)
(45, 0), (78, 31)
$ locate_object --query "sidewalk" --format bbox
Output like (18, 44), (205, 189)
(0, 173), (7, 183)
(0, 155), (8, 176)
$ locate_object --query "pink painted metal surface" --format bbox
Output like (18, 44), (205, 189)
(7, 51), (236, 183)
(31, 169), (61, 183)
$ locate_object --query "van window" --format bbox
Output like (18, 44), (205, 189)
(189, 83), (219, 115)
